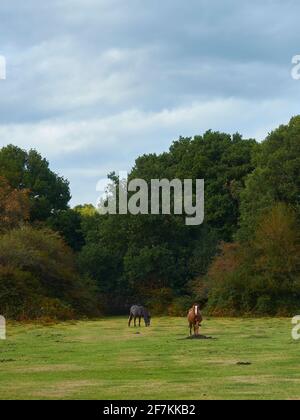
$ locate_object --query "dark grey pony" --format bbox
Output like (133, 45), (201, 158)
(128, 305), (151, 327)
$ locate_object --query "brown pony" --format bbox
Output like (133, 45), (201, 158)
(187, 304), (202, 336)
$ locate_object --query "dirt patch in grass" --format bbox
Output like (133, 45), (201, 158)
(184, 335), (215, 340)
(32, 380), (100, 399)
(230, 375), (274, 385)
(205, 358), (243, 366)
(14, 364), (85, 374)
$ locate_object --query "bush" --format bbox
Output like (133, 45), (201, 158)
(145, 288), (174, 315)
(167, 296), (192, 317)
(0, 265), (41, 319)
(0, 227), (101, 320)
(38, 297), (75, 320)
(255, 296), (274, 316)
(194, 204), (300, 316)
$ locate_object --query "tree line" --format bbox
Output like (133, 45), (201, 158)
(0, 116), (299, 319)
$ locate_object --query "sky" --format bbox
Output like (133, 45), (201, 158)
(0, 0), (300, 206)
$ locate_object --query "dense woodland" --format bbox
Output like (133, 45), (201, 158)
(0, 116), (299, 319)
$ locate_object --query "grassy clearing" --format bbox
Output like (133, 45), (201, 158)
(0, 317), (299, 400)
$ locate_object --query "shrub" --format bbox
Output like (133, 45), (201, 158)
(145, 288), (174, 315)
(193, 204), (300, 316)
(0, 227), (101, 319)
(254, 296), (274, 316)
(167, 296), (192, 317)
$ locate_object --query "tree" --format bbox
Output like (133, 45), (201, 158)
(131, 131), (256, 241)
(47, 209), (85, 252)
(253, 203), (300, 287)
(238, 116), (300, 240)
(0, 176), (30, 232)
(74, 204), (97, 217)
(198, 204), (300, 316)
(0, 145), (71, 221)
(79, 131), (256, 314)
(0, 226), (100, 319)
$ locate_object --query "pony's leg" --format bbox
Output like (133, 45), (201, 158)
(189, 323), (192, 336)
(134, 316), (137, 327)
(128, 314), (133, 327)
(139, 316), (141, 327)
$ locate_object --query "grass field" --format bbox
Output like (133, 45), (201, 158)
(0, 317), (299, 400)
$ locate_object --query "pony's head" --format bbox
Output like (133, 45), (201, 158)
(144, 310), (151, 327)
(193, 303), (200, 315)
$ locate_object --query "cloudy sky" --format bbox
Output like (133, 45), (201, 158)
(0, 0), (299, 205)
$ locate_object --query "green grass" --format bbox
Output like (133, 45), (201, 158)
(0, 317), (299, 400)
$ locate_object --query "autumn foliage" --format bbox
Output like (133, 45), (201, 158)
(0, 176), (30, 232)
(0, 116), (299, 319)
(195, 204), (300, 316)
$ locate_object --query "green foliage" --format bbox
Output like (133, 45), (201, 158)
(1, 116), (299, 318)
(74, 204), (97, 217)
(145, 288), (175, 315)
(47, 209), (85, 251)
(0, 227), (100, 319)
(0, 265), (77, 320)
(132, 131), (256, 241)
(78, 131), (256, 313)
(200, 204), (300, 316)
(167, 296), (192, 316)
(0, 145), (71, 221)
(238, 116), (300, 240)
(0, 265), (42, 319)
(198, 117), (300, 316)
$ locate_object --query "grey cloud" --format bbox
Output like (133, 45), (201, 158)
(0, 0), (300, 204)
